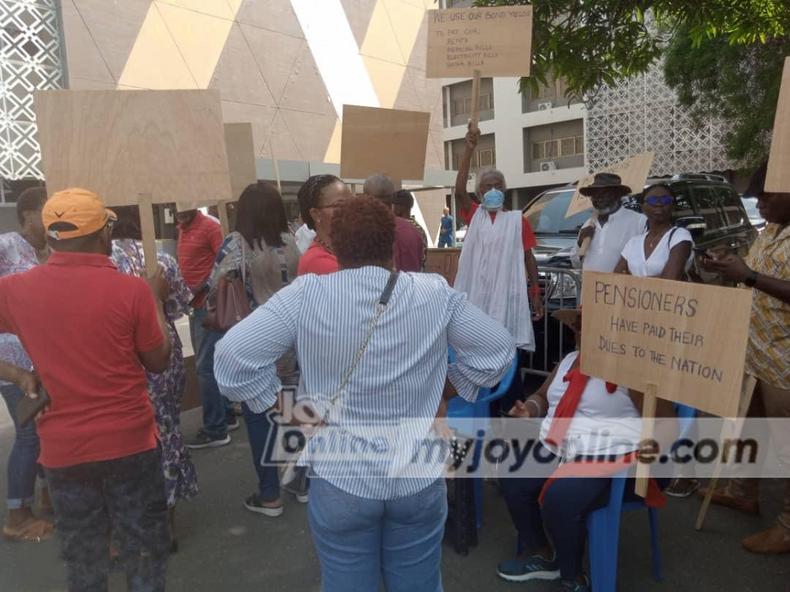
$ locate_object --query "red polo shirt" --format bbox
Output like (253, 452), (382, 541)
(177, 212), (223, 307)
(0, 251), (164, 468)
(460, 203), (537, 251)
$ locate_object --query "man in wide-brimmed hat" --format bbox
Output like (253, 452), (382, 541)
(573, 172), (646, 273)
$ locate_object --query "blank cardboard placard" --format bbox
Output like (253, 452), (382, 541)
(224, 122), (257, 201)
(766, 57), (790, 193)
(426, 6), (533, 78)
(580, 272), (752, 418)
(340, 105), (430, 182)
(565, 152), (655, 219)
(33, 89), (232, 206)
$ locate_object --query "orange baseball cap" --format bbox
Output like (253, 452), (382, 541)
(42, 188), (117, 240)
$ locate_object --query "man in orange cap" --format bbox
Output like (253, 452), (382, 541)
(0, 188), (174, 591)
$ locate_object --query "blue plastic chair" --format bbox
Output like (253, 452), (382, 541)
(586, 403), (698, 592)
(445, 352), (519, 529)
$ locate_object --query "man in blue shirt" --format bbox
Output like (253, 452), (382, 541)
(438, 207), (455, 248)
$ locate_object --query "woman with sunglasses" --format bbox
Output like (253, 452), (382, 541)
(614, 183), (696, 498)
(614, 184), (692, 281)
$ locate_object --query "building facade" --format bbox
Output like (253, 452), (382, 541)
(0, 0), (451, 239)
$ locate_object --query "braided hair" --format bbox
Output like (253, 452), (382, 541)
(297, 174), (342, 230)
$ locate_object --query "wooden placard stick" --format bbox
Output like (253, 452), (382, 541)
(470, 69), (482, 128)
(138, 193), (158, 277)
(695, 374), (757, 530)
(577, 212), (598, 258)
(635, 382), (658, 497)
(217, 200), (230, 235)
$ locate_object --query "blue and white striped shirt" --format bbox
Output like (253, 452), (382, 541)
(215, 266), (515, 500)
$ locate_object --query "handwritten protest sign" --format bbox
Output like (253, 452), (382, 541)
(426, 6), (533, 78)
(565, 152), (655, 219)
(340, 105), (430, 183)
(580, 272), (752, 418)
(766, 56), (790, 193)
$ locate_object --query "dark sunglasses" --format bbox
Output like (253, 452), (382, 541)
(644, 195), (674, 207)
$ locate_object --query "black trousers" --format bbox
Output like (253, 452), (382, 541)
(45, 449), (170, 592)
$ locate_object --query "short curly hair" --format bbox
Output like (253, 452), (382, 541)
(330, 196), (395, 269)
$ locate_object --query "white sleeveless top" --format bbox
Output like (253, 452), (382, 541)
(621, 226), (692, 277)
(540, 351), (642, 457)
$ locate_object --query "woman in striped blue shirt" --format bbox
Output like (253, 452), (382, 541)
(215, 196), (515, 592)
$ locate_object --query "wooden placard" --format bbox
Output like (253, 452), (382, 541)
(565, 152), (655, 219)
(425, 248), (461, 286)
(340, 105), (430, 182)
(580, 272), (752, 418)
(426, 6), (533, 78)
(224, 122), (257, 201)
(138, 193), (158, 277)
(33, 89), (232, 207)
(765, 56), (790, 193)
(695, 374), (757, 530)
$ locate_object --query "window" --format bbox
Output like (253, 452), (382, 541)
(718, 187), (745, 227)
(560, 137), (576, 157)
(478, 148), (495, 168)
(672, 188), (695, 219)
(692, 186), (726, 229)
(449, 143), (495, 170)
(531, 135), (584, 163)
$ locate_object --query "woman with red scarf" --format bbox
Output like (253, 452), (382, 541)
(496, 309), (675, 592)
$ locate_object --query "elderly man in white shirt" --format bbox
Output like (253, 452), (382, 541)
(571, 173), (646, 273)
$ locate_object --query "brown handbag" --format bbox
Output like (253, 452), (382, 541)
(204, 239), (252, 331)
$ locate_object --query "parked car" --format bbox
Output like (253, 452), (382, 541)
(741, 196), (766, 232)
(521, 173), (758, 374)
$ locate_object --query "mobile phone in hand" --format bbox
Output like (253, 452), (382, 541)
(17, 385), (50, 427)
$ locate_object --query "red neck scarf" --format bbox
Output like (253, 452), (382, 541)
(540, 358), (665, 508)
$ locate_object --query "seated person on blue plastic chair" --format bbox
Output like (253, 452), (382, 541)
(496, 308), (675, 592)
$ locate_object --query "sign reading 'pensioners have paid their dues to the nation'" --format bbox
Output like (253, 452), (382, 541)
(580, 272), (753, 419)
(426, 5), (533, 78)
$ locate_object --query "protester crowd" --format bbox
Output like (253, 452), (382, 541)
(0, 122), (787, 592)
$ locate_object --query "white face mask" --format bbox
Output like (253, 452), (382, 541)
(482, 189), (505, 212)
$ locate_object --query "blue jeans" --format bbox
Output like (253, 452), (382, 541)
(308, 477), (447, 592)
(0, 384), (41, 509)
(192, 307), (230, 438)
(500, 443), (668, 580)
(241, 404), (280, 502)
(438, 234), (453, 248)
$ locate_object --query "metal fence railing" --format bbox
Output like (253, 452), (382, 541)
(525, 266), (582, 377)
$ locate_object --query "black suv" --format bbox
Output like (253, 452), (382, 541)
(524, 173), (757, 278)
(521, 174), (758, 374)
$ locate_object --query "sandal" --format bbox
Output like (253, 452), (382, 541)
(665, 478), (700, 498)
(3, 517), (54, 542)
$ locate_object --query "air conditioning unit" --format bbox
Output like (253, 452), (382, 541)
(537, 101), (553, 111)
(540, 161), (557, 172)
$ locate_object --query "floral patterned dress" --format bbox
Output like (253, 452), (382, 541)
(111, 239), (198, 507)
(0, 233), (40, 386)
